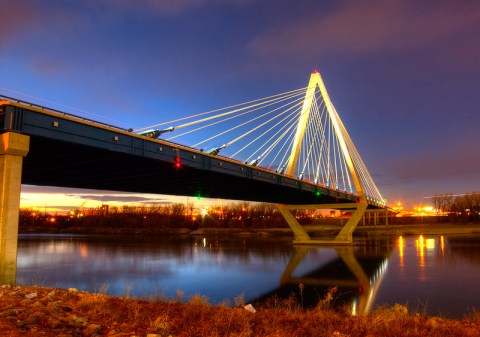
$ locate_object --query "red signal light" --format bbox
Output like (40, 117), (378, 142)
(174, 156), (181, 169)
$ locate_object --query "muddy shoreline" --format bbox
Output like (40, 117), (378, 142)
(19, 222), (480, 238)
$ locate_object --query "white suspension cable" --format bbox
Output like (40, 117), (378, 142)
(267, 123), (297, 171)
(262, 120), (299, 169)
(174, 89), (306, 132)
(334, 129), (347, 191)
(216, 98), (306, 151)
(134, 87), (307, 132)
(313, 102), (328, 183)
(229, 101), (304, 159)
(241, 117), (293, 164)
(192, 93), (306, 148)
(165, 92), (303, 141)
(191, 94), (303, 148)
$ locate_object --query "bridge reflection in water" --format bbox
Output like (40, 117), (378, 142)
(252, 242), (391, 315)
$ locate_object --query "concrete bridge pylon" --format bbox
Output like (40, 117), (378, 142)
(278, 71), (369, 244)
(0, 132), (30, 285)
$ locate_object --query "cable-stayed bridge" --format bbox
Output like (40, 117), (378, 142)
(1, 71), (387, 278)
(135, 71), (383, 206)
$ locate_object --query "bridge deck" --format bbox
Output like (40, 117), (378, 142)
(1, 98), (386, 207)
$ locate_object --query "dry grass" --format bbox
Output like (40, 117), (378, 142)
(1, 286), (479, 337)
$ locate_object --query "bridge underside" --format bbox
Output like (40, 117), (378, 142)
(22, 135), (356, 206)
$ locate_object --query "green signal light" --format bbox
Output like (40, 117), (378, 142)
(196, 194), (202, 200)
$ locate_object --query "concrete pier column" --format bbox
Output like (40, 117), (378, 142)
(0, 132), (30, 285)
(276, 204), (311, 241)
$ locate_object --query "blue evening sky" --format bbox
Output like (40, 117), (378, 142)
(1, 0), (479, 209)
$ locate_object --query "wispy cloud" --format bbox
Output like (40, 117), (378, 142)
(104, 0), (253, 16)
(380, 139), (480, 189)
(30, 59), (66, 76)
(65, 194), (172, 204)
(0, 2), (42, 45)
(248, 1), (478, 61)
(20, 186), (189, 212)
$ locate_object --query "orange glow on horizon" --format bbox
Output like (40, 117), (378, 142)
(20, 188), (221, 215)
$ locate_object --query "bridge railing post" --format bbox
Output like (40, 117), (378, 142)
(0, 132), (30, 285)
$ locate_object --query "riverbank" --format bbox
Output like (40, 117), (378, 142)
(190, 222), (480, 238)
(20, 221), (479, 238)
(1, 285), (479, 337)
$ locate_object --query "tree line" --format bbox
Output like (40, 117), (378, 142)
(432, 192), (480, 221)
(19, 202), (316, 231)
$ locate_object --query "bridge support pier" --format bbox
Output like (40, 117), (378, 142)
(0, 132), (30, 285)
(277, 201), (367, 245)
(335, 202), (368, 242)
(277, 204), (311, 241)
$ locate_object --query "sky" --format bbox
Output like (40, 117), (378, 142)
(1, 0), (479, 211)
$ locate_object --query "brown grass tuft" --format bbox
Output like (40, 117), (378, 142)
(1, 286), (478, 337)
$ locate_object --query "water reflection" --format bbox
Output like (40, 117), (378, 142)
(253, 243), (391, 315)
(380, 234), (480, 317)
(12, 233), (480, 317)
(398, 236), (404, 268)
(16, 235), (294, 301)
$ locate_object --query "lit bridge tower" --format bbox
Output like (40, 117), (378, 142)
(277, 70), (382, 244)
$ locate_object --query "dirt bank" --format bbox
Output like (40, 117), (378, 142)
(1, 285), (479, 337)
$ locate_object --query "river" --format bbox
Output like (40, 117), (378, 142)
(15, 233), (480, 318)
